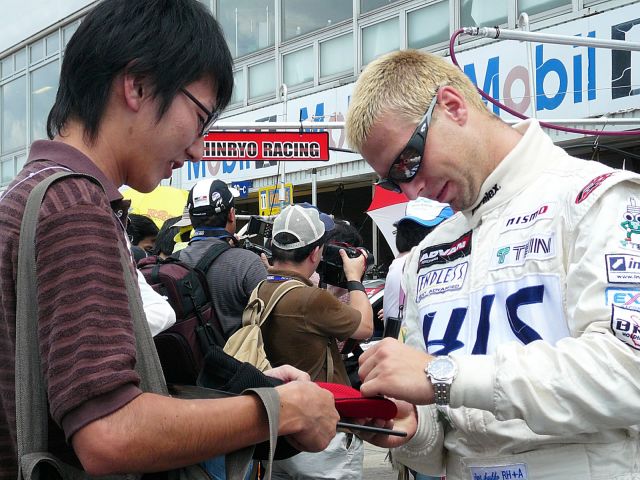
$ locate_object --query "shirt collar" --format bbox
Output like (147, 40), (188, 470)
(463, 119), (557, 224)
(267, 267), (314, 286)
(28, 140), (130, 220)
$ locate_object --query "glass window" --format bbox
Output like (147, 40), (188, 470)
(31, 60), (59, 142)
(282, 0), (352, 41)
(231, 69), (245, 104)
(1, 57), (13, 78)
(407, 1), (450, 49)
(320, 33), (353, 78)
(249, 60), (275, 100)
(63, 22), (79, 47)
(362, 18), (399, 65)
(461, 0), (507, 27)
(16, 153), (27, 173)
(30, 40), (44, 64)
(518, 0), (571, 17)
(283, 47), (314, 87)
(361, 0), (403, 14)
(217, 0), (275, 58)
(46, 32), (60, 57)
(15, 50), (26, 71)
(1, 157), (15, 185)
(1, 76), (27, 154)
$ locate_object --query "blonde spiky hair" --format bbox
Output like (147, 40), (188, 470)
(345, 49), (487, 153)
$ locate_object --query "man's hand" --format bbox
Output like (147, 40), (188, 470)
(276, 381), (340, 452)
(348, 399), (417, 449)
(340, 249), (366, 281)
(265, 364), (310, 382)
(359, 338), (435, 405)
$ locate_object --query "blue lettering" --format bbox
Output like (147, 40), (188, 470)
(505, 285), (543, 344)
(536, 44), (568, 111)
(472, 294), (495, 354)
(464, 57), (500, 115)
(299, 103), (325, 132)
(223, 160), (236, 174)
(187, 161), (206, 180)
(424, 308), (466, 355)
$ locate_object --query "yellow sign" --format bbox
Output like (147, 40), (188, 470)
(259, 183), (293, 216)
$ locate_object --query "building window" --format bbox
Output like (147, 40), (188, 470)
(29, 39), (45, 64)
(320, 33), (353, 78)
(282, 0), (352, 41)
(407, 1), (450, 50)
(362, 17), (399, 66)
(1, 75), (27, 154)
(1, 157), (15, 185)
(63, 22), (79, 47)
(283, 46), (314, 87)
(517, 0), (571, 17)
(217, 0), (275, 58)
(360, 0), (403, 14)
(31, 60), (59, 142)
(15, 50), (26, 72)
(46, 32), (60, 57)
(249, 60), (276, 100)
(461, 0), (507, 27)
(230, 69), (245, 105)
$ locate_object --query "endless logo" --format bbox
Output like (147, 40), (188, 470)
(416, 262), (468, 302)
(419, 231), (472, 269)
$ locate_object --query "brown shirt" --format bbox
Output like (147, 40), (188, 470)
(260, 269), (361, 384)
(0, 141), (142, 478)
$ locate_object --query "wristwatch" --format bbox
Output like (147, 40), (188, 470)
(425, 355), (458, 406)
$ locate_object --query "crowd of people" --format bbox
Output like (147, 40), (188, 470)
(0, 1), (638, 480)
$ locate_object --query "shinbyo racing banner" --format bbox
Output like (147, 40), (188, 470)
(203, 131), (330, 161)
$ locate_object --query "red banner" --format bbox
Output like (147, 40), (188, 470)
(203, 131), (330, 161)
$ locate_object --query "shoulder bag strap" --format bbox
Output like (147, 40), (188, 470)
(258, 280), (305, 327)
(194, 241), (231, 273)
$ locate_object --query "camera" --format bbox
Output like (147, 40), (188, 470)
(245, 215), (273, 239)
(242, 216), (273, 259)
(317, 244), (374, 288)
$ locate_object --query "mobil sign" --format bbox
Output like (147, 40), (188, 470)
(454, 2), (640, 120)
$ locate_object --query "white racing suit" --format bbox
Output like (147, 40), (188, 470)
(394, 120), (640, 480)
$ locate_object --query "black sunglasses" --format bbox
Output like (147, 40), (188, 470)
(376, 93), (438, 193)
(180, 87), (219, 137)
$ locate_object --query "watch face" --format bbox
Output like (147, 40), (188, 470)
(428, 357), (456, 380)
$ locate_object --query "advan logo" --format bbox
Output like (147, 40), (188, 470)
(419, 232), (472, 269)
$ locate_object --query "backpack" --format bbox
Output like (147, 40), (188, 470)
(138, 242), (230, 385)
(223, 279), (304, 372)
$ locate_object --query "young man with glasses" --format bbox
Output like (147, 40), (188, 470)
(345, 49), (640, 479)
(0, 1), (339, 478)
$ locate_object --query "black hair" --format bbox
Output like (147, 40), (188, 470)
(131, 245), (149, 265)
(328, 219), (363, 247)
(191, 209), (231, 229)
(395, 222), (435, 254)
(271, 233), (326, 264)
(127, 213), (159, 246)
(47, 0), (233, 142)
(153, 216), (181, 257)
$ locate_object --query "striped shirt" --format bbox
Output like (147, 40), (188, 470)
(0, 140), (143, 478)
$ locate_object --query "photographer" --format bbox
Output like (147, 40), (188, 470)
(176, 178), (267, 339)
(259, 204), (373, 479)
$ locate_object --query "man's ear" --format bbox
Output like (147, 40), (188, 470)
(309, 245), (323, 263)
(122, 69), (147, 112)
(437, 86), (468, 126)
(227, 207), (236, 224)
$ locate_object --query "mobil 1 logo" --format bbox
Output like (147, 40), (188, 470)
(606, 254), (640, 284)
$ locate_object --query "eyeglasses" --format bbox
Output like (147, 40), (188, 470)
(375, 93), (438, 193)
(180, 87), (219, 137)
